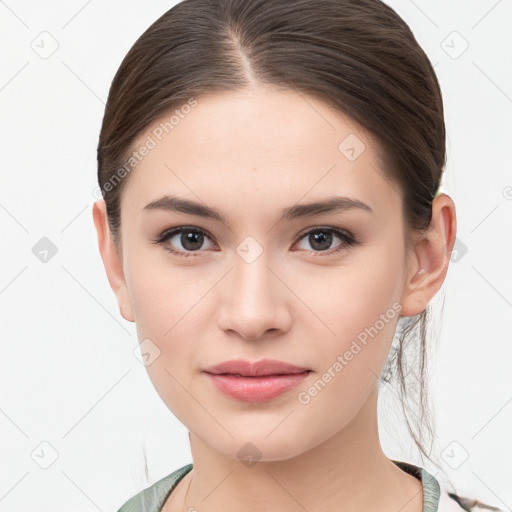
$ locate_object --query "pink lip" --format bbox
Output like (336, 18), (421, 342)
(203, 358), (310, 377)
(202, 358), (312, 402)
(204, 372), (311, 402)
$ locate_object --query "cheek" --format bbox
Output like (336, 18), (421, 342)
(125, 259), (208, 423)
(290, 251), (404, 440)
(290, 241), (405, 387)
(123, 247), (223, 369)
(295, 246), (403, 338)
(125, 246), (208, 338)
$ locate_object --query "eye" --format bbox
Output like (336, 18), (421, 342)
(152, 226), (216, 258)
(293, 226), (357, 255)
(152, 225), (358, 258)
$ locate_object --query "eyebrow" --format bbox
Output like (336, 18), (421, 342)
(142, 195), (373, 223)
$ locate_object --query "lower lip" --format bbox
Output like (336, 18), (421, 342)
(203, 371), (311, 402)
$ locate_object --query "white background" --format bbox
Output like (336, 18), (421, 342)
(0, 1), (511, 510)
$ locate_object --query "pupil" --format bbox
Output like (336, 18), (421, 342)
(182, 231), (203, 250)
(310, 231), (332, 250)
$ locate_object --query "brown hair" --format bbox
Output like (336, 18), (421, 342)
(97, 0), (445, 465)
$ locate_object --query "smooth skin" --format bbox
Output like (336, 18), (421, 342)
(93, 86), (456, 512)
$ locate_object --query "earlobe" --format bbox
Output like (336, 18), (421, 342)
(92, 199), (135, 323)
(399, 193), (457, 317)
(120, 303), (135, 323)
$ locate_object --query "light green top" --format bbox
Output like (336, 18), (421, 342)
(116, 459), (460, 512)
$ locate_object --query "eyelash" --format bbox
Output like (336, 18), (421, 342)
(151, 225), (358, 259)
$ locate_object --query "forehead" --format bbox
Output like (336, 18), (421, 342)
(121, 87), (401, 223)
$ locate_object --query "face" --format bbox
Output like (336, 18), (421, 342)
(103, 86), (419, 461)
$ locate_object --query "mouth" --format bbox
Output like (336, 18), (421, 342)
(208, 371), (311, 377)
(203, 358), (311, 377)
(203, 370), (312, 402)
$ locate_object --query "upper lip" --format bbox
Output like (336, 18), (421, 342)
(203, 358), (311, 377)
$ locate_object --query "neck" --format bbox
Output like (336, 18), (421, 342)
(170, 386), (423, 512)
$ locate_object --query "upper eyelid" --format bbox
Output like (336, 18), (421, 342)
(295, 225), (351, 238)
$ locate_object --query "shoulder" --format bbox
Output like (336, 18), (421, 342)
(393, 460), (505, 512)
(115, 463), (193, 512)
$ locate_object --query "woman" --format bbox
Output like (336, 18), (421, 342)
(92, 1), (500, 511)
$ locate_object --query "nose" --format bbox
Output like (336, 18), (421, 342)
(217, 251), (292, 342)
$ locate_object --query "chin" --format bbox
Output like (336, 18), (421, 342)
(202, 432), (311, 465)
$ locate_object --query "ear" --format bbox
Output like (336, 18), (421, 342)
(400, 193), (457, 317)
(92, 199), (135, 322)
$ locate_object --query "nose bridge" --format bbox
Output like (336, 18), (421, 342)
(233, 239), (278, 310)
(217, 237), (290, 340)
